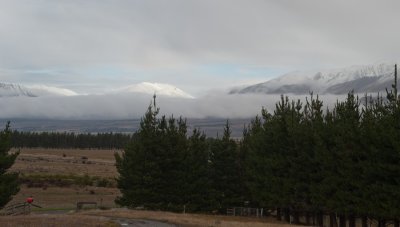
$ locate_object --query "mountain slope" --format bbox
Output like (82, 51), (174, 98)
(0, 83), (78, 97)
(0, 83), (37, 97)
(116, 82), (194, 98)
(1, 82), (193, 98)
(230, 63), (396, 95)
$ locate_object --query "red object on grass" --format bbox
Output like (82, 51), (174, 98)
(26, 197), (33, 204)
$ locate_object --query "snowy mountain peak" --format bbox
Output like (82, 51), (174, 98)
(0, 83), (78, 97)
(0, 83), (36, 97)
(118, 82), (194, 98)
(231, 63), (397, 95)
(26, 85), (78, 96)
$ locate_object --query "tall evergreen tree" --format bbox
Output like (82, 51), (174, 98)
(0, 122), (20, 208)
(182, 129), (213, 212)
(115, 100), (163, 208)
(209, 120), (242, 212)
(115, 98), (189, 211)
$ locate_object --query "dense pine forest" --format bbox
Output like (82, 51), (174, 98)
(116, 88), (400, 226)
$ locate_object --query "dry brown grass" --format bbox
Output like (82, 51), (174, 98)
(84, 209), (299, 227)
(7, 186), (120, 209)
(0, 214), (118, 227)
(6, 148), (121, 210)
(11, 148), (120, 178)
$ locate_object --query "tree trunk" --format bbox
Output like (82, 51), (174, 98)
(317, 211), (324, 227)
(276, 208), (281, 221)
(283, 207), (290, 223)
(361, 216), (368, 227)
(378, 219), (386, 227)
(339, 214), (346, 227)
(305, 212), (311, 225)
(292, 210), (300, 225)
(330, 213), (337, 227)
(348, 215), (355, 227)
(394, 219), (399, 227)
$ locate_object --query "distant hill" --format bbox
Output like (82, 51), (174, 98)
(0, 83), (37, 97)
(0, 82), (194, 99)
(114, 82), (194, 98)
(0, 83), (78, 97)
(230, 63), (396, 95)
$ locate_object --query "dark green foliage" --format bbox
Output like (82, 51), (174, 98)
(0, 122), (20, 208)
(209, 121), (243, 211)
(11, 131), (132, 149)
(182, 129), (213, 212)
(243, 89), (400, 224)
(115, 103), (162, 208)
(115, 102), (198, 211)
(115, 101), (245, 212)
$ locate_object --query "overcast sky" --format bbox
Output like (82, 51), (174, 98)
(1, 0), (400, 96)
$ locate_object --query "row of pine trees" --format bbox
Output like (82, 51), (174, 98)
(116, 90), (400, 227)
(10, 131), (132, 149)
(243, 93), (400, 227)
(115, 103), (245, 212)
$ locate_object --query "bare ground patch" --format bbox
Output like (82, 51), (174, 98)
(84, 209), (298, 227)
(7, 186), (120, 210)
(0, 214), (118, 227)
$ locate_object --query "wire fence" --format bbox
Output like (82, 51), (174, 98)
(226, 207), (264, 217)
(0, 203), (30, 216)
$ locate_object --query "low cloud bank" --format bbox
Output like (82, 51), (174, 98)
(0, 92), (354, 120)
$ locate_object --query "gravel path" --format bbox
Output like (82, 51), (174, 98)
(108, 217), (177, 227)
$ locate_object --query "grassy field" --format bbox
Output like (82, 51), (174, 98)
(8, 186), (120, 210)
(11, 148), (120, 178)
(8, 148), (121, 209)
(3, 148), (303, 227)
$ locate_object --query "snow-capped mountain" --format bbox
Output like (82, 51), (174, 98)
(1, 82), (193, 98)
(0, 83), (37, 97)
(230, 63), (396, 95)
(26, 85), (78, 96)
(0, 83), (78, 97)
(116, 82), (194, 99)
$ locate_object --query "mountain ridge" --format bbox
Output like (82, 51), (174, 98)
(115, 82), (194, 99)
(0, 83), (37, 97)
(230, 63), (396, 95)
(0, 82), (194, 99)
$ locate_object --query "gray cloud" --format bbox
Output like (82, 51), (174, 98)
(1, 1), (399, 67)
(0, 93), (347, 120)
(0, 1), (399, 94)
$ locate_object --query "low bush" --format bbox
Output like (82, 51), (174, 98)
(19, 173), (115, 188)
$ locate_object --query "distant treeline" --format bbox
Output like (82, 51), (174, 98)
(116, 90), (400, 227)
(11, 131), (132, 149)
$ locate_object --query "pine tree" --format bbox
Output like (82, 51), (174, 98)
(0, 122), (20, 208)
(115, 97), (189, 211)
(182, 129), (213, 212)
(209, 120), (242, 212)
(242, 113), (277, 210)
(115, 100), (162, 208)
